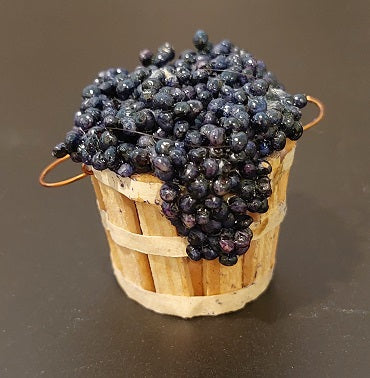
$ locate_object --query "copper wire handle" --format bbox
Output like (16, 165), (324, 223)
(39, 154), (92, 188)
(303, 96), (324, 131)
(39, 95), (324, 188)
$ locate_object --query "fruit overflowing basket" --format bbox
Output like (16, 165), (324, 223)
(40, 31), (323, 318)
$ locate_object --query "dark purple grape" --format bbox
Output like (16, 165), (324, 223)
(256, 177), (272, 198)
(75, 113), (95, 130)
(188, 229), (207, 246)
(117, 163), (134, 177)
(139, 49), (153, 66)
(186, 245), (202, 261)
(52, 142), (67, 158)
(219, 254), (238, 266)
(184, 130), (203, 148)
(196, 207), (210, 225)
(266, 109), (283, 125)
(117, 143), (134, 161)
(100, 131), (118, 150)
(213, 177), (232, 196)
(228, 197), (248, 214)
(181, 213), (196, 229)
(235, 214), (253, 230)
(169, 148), (187, 167)
(244, 140), (257, 158)
(160, 183), (180, 202)
(202, 246), (218, 260)
(250, 79), (269, 96)
(193, 30), (209, 50)
(153, 92), (175, 110)
(240, 180), (255, 200)
(247, 198), (262, 213)
(273, 131), (286, 150)
(201, 219), (222, 235)
(242, 162), (257, 179)
(187, 176), (209, 199)
(202, 158), (219, 178)
(257, 160), (272, 175)
(252, 112), (269, 131)
(219, 239), (235, 254)
(188, 147), (207, 163)
(222, 212), (235, 228)
(173, 101), (191, 118)
(92, 151), (108, 170)
(234, 229), (253, 249)
(104, 146), (117, 168)
(155, 139), (174, 155)
(179, 195), (198, 214)
(82, 84), (101, 98)
(209, 127), (225, 146)
(182, 162), (199, 182)
(258, 198), (269, 213)
(293, 94), (307, 108)
(83, 134), (99, 155)
(212, 202), (229, 221)
(204, 195), (223, 209)
(153, 156), (172, 172)
(230, 132), (248, 152)
(161, 201), (179, 219)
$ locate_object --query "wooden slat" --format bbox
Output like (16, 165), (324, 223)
(135, 201), (194, 296)
(269, 226), (280, 271)
(202, 260), (220, 295)
(242, 240), (259, 286)
(260, 228), (276, 277)
(91, 176), (106, 211)
(188, 260), (203, 296)
(268, 153), (282, 210)
(96, 180), (155, 292)
(277, 169), (290, 204)
(219, 258), (243, 293)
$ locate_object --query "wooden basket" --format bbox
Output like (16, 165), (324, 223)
(90, 140), (296, 318)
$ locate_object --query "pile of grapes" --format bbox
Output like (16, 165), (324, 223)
(52, 30), (308, 266)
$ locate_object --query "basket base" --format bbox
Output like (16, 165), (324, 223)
(112, 262), (274, 318)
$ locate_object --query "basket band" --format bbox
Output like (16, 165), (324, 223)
(99, 201), (286, 257)
(112, 263), (273, 318)
(92, 147), (295, 205)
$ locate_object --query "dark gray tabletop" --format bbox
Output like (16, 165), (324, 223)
(1, 1), (369, 377)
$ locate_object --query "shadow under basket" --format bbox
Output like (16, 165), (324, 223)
(89, 140), (296, 318)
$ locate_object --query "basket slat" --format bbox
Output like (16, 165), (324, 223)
(188, 260), (203, 296)
(202, 260), (220, 295)
(135, 202), (195, 296)
(242, 240), (258, 286)
(96, 180), (155, 291)
(219, 259), (243, 293)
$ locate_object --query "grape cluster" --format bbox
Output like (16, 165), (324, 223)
(52, 30), (308, 266)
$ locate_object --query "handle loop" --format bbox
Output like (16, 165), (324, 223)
(303, 96), (324, 131)
(39, 155), (92, 188)
(39, 95), (324, 188)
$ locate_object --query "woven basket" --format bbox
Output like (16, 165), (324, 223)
(90, 140), (296, 318)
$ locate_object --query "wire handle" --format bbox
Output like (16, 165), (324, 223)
(39, 95), (324, 188)
(303, 96), (324, 131)
(39, 154), (92, 188)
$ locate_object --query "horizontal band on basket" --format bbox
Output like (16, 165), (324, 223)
(112, 263), (273, 318)
(99, 202), (286, 258)
(92, 147), (295, 205)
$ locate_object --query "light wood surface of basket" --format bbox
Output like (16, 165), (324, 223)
(91, 140), (296, 318)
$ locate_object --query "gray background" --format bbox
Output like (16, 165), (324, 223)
(1, 1), (369, 377)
